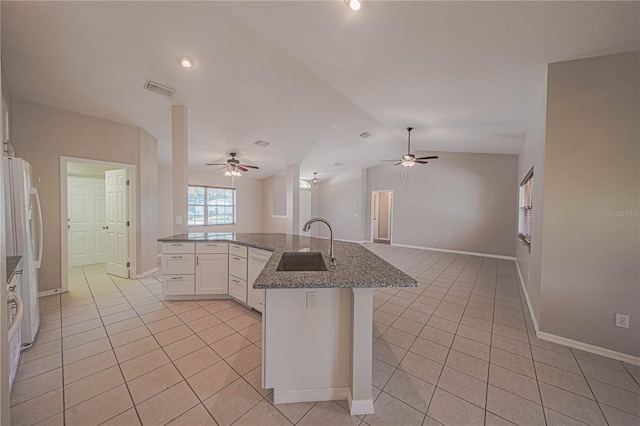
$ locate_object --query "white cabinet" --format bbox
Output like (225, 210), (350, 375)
(162, 275), (195, 296)
(196, 253), (229, 295)
(162, 242), (196, 254)
(229, 245), (248, 303)
(248, 248), (272, 313)
(229, 255), (248, 281)
(197, 242), (229, 254)
(162, 254), (195, 275)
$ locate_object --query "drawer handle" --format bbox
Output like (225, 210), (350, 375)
(232, 256), (240, 261)
(170, 256), (183, 259)
(232, 279), (239, 283)
(171, 243), (183, 246)
(170, 276), (183, 280)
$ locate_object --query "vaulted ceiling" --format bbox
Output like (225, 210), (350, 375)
(2, 1), (638, 179)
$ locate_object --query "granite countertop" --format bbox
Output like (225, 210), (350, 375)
(158, 232), (417, 290)
(6, 256), (22, 282)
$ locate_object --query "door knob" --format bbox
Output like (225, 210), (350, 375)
(103, 226), (109, 230)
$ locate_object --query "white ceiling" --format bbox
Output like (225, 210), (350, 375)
(2, 1), (638, 180)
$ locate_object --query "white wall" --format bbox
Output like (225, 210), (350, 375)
(157, 165), (174, 240)
(12, 100), (158, 291)
(315, 169), (367, 242)
(366, 152), (518, 256)
(516, 70), (548, 322)
(262, 175), (287, 233)
(538, 52), (639, 357)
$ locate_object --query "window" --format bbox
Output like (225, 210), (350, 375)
(518, 169), (533, 246)
(188, 186), (236, 226)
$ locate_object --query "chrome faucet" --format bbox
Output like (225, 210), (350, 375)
(303, 217), (336, 266)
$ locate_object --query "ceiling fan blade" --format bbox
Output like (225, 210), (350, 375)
(393, 162), (403, 166)
(216, 166), (227, 171)
(381, 159), (401, 162)
(416, 156), (439, 160)
(415, 161), (429, 164)
(206, 163), (228, 166)
(237, 166), (249, 172)
(238, 164), (259, 169)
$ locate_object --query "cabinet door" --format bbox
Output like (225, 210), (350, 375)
(196, 254), (229, 295)
(229, 255), (247, 280)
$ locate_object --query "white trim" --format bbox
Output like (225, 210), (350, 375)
(60, 156), (137, 293)
(133, 267), (158, 279)
(390, 243), (516, 260)
(347, 392), (375, 415)
(515, 260), (539, 333)
(273, 387), (350, 405)
(370, 190), (394, 244)
(537, 331), (640, 366)
(38, 289), (64, 297)
(515, 260), (640, 366)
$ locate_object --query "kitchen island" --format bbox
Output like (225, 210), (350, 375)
(158, 232), (416, 415)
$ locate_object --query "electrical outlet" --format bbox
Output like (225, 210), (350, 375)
(306, 292), (317, 309)
(616, 314), (629, 328)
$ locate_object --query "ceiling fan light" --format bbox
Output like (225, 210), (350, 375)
(224, 169), (232, 177)
(402, 160), (415, 167)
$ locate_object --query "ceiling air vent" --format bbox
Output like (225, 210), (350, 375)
(144, 80), (175, 97)
(359, 132), (372, 139)
(255, 140), (270, 147)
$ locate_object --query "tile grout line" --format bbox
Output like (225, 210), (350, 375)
(82, 264), (146, 426)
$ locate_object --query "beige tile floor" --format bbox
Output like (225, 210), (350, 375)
(10, 244), (640, 425)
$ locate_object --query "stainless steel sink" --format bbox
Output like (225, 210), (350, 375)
(276, 252), (328, 272)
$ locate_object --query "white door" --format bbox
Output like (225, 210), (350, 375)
(299, 190), (312, 234)
(196, 254), (228, 295)
(105, 169), (129, 278)
(373, 192), (380, 240)
(68, 176), (107, 267)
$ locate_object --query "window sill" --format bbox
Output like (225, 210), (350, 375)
(517, 234), (531, 252)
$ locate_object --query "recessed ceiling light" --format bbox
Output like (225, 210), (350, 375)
(345, 0), (363, 11)
(177, 56), (195, 68)
(334, 162), (344, 167)
(359, 132), (371, 139)
(255, 140), (270, 147)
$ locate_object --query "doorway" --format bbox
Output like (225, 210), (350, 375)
(371, 190), (392, 244)
(61, 157), (136, 292)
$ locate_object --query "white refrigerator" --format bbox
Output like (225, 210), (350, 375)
(3, 157), (43, 348)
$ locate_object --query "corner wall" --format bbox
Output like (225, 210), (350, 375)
(366, 152), (518, 256)
(516, 70), (548, 323)
(538, 51), (639, 357)
(12, 100), (158, 291)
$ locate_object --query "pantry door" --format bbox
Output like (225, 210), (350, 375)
(67, 176), (108, 267)
(105, 169), (129, 278)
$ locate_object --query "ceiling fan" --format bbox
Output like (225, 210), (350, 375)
(382, 127), (438, 167)
(206, 152), (259, 176)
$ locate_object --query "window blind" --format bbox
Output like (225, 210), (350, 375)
(518, 169), (533, 245)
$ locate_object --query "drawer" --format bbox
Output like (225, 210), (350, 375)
(162, 254), (195, 275)
(229, 276), (247, 303)
(229, 255), (247, 280)
(162, 242), (195, 254)
(196, 242), (229, 254)
(162, 275), (195, 296)
(229, 243), (247, 258)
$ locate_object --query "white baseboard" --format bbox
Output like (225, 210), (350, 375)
(390, 243), (516, 260)
(537, 331), (640, 366)
(515, 260), (640, 366)
(133, 267), (158, 279)
(347, 392), (375, 415)
(313, 236), (368, 244)
(273, 387), (350, 405)
(515, 260), (540, 334)
(38, 289), (64, 297)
